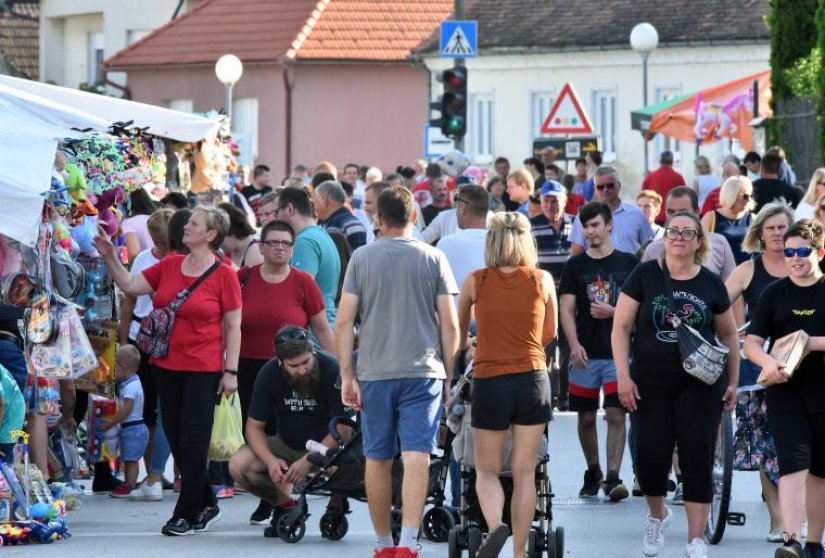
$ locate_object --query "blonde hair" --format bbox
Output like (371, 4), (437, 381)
(695, 155), (711, 175)
(719, 176), (753, 211)
(116, 344), (141, 376)
(803, 168), (825, 205)
(484, 212), (537, 268)
(665, 211), (709, 265)
(192, 205), (230, 251)
(742, 201), (794, 254)
(507, 169), (534, 192)
(636, 189), (662, 206)
(147, 207), (174, 236)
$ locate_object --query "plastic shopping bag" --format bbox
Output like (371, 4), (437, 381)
(208, 394), (244, 461)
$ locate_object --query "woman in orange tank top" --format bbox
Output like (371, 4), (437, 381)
(457, 212), (557, 558)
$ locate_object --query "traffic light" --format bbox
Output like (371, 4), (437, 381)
(430, 66), (467, 139)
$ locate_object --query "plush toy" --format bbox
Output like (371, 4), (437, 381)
(63, 164), (87, 204)
(91, 186), (126, 237)
(438, 150), (470, 178)
(70, 216), (99, 257)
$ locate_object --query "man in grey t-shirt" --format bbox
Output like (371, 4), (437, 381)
(336, 186), (459, 557)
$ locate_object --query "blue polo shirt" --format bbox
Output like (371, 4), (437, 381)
(569, 201), (653, 255)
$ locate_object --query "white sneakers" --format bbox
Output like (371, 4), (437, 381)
(643, 506), (673, 557)
(129, 481), (163, 501)
(685, 537), (708, 558)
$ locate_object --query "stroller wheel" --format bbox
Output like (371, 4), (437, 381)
(391, 508), (403, 544)
(527, 529), (537, 558)
(423, 507), (456, 542)
(447, 527), (462, 558)
(319, 512), (349, 541)
(276, 512), (306, 544)
(551, 527), (564, 558)
(467, 527), (482, 558)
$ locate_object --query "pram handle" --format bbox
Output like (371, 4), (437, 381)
(328, 416), (358, 447)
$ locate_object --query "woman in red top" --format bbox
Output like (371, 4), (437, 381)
(457, 212), (557, 558)
(93, 205), (242, 536)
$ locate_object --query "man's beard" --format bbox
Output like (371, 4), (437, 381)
(285, 357), (321, 397)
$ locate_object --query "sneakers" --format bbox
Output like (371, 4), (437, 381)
(774, 537), (803, 558)
(249, 500), (274, 525)
(395, 547), (419, 558)
(109, 483), (135, 498)
(193, 506), (221, 532)
(477, 524), (511, 558)
(129, 481), (163, 501)
(214, 485), (235, 499)
(373, 548), (396, 558)
(685, 537), (708, 558)
(643, 506), (673, 557)
(767, 531), (784, 543)
(161, 477), (175, 491)
(162, 517), (195, 536)
(672, 483), (685, 506)
(805, 542), (825, 558)
(602, 478), (629, 502)
(579, 468), (603, 498)
(632, 478), (644, 497)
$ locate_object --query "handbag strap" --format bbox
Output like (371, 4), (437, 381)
(169, 258), (222, 310)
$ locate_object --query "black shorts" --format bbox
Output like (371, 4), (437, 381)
(471, 370), (552, 431)
(767, 409), (825, 478)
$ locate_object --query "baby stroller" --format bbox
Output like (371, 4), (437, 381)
(419, 415), (461, 543)
(445, 368), (564, 558)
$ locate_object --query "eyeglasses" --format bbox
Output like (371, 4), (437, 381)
(664, 227), (700, 241)
(454, 197), (469, 206)
(275, 327), (309, 345)
(261, 239), (294, 248)
(596, 182), (616, 191)
(817, 181), (825, 186)
(784, 247), (814, 258)
(818, 205), (825, 211)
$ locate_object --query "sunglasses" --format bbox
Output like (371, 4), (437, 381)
(739, 193), (751, 200)
(275, 327), (309, 344)
(454, 197), (469, 206)
(664, 227), (699, 241)
(261, 239), (293, 248)
(596, 182), (617, 191)
(817, 181), (825, 186)
(784, 247), (814, 258)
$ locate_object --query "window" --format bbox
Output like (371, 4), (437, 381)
(88, 32), (104, 84)
(653, 87), (682, 166)
(167, 99), (193, 113)
(592, 89), (617, 159)
(531, 91), (555, 139)
(232, 98), (259, 161)
(470, 93), (493, 164)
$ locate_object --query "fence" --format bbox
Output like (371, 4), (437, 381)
(774, 97), (822, 185)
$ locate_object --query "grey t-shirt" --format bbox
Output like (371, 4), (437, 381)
(343, 237), (458, 381)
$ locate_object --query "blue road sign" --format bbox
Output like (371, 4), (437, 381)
(440, 21), (477, 58)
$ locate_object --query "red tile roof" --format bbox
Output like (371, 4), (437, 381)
(105, 0), (453, 69)
(0, 2), (39, 79)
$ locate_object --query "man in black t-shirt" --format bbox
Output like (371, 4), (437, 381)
(241, 164), (274, 222)
(229, 326), (344, 531)
(559, 202), (638, 501)
(753, 152), (801, 212)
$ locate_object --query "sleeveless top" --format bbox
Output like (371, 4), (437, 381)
(240, 239), (260, 267)
(742, 255), (781, 321)
(472, 266), (547, 379)
(711, 210), (752, 265)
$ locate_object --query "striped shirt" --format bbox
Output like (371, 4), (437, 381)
(530, 214), (572, 286)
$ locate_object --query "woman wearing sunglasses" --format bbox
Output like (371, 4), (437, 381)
(613, 211), (739, 558)
(701, 176), (755, 265)
(744, 219), (825, 558)
(725, 202), (795, 542)
(793, 168), (825, 221)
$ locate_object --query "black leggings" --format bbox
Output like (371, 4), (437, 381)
(632, 377), (724, 503)
(237, 357), (269, 431)
(154, 367), (221, 523)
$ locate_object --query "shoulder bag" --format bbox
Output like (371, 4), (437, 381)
(661, 261), (728, 385)
(136, 259), (222, 358)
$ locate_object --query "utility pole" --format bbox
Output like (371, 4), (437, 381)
(454, 0), (465, 152)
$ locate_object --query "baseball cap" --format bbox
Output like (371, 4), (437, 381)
(540, 180), (565, 197)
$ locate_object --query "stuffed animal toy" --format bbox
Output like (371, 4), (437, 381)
(438, 150), (470, 178)
(91, 186), (125, 238)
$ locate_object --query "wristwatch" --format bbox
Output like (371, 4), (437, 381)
(224, 369), (238, 376)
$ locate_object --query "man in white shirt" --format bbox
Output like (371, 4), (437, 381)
(436, 185), (489, 290)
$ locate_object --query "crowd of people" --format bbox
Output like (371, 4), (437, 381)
(0, 143), (823, 558)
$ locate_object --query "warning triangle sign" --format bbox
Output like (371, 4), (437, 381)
(444, 26), (474, 56)
(540, 83), (593, 135)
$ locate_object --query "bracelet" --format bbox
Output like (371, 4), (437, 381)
(224, 369), (238, 376)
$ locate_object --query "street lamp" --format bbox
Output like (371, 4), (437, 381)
(630, 22), (658, 174)
(214, 54), (243, 124)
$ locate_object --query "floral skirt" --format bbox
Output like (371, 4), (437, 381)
(734, 390), (779, 484)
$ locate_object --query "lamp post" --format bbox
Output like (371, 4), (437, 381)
(214, 54), (243, 125)
(630, 23), (658, 174)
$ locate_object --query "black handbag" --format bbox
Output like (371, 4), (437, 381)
(661, 261), (728, 385)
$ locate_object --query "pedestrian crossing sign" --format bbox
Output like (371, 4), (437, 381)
(440, 21), (477, 58)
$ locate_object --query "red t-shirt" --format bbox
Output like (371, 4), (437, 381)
(238, 265), (325, 359)
(642, 165), (686, 223)
(142, 254), (242, 372)
(700, 187), (722, 216)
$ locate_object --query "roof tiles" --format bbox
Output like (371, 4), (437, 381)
(0, 2), (39, 79)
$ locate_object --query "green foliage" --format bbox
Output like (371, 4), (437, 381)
(768, 0), (819, 102)
(785, 47), (821, 98)
(817, 2), (825, 165)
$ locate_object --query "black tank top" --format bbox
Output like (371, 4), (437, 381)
(742, 255), (781, 320)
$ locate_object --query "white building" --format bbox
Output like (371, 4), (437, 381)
(419, 0), (771, 190)
(39, 0), (201, 90)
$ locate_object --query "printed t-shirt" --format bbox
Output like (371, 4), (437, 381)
(559, 250), (638, 359)
(748, 277), (825, 413)
(238, 266), (325, 359)
(621, 260), (730, 390)
(241, 185), (273, 214)
(248, 351), (344, 451)
(142, 254), (241, 372)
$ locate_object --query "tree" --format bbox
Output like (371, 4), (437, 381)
(768, 0), (819, 104)
(817, 2), (825, 162)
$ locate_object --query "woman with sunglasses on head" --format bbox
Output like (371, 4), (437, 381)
(701, 176), (755, 265)
(725, 202), (795, 542)
(613, 211), (739, 558)
(744, 220), (825, 558)
(793, 168), (825, 221)
(236, 219), (334, 524)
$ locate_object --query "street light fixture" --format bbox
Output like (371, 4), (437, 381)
(214, 54), (243, 124)
(630, 23), (659, 174)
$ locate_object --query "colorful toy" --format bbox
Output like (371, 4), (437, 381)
(91, 185), (126, 237)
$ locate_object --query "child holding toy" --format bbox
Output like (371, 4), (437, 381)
(0, 364), (24, 460)
(102, 345), (148, 497)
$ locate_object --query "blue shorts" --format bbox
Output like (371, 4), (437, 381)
(120, 422), (149, 462)
(360, 378), (443, 460)
(569, 359), (620, 412)
(0, 340), (28, 392)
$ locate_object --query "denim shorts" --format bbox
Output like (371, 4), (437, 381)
(360, 378), (443, 460)
(120, 422), (149, 462)
(569, 359), (620, 412)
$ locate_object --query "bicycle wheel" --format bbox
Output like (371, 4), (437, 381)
(706, 410), (733, 544)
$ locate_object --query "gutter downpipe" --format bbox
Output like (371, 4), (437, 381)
(282, 62), (294, 176)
